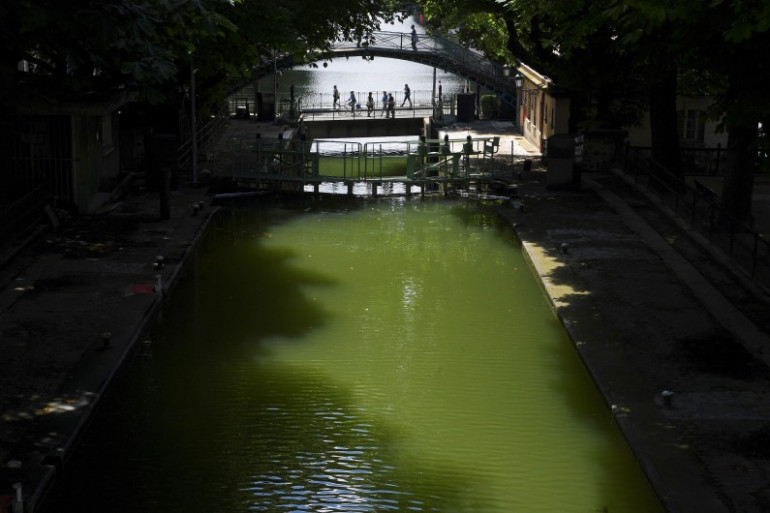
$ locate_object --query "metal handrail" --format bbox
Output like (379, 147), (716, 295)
(332, 32), (505, 83)
(329, 32), (516, 104)
(628, 145), (729, 177)
(228, 31), (520, 107)
(623, 146), (770, 290)
(285, 90), (452, 120)
(178, 104), (229, 173)
(230, 136), (496, 182)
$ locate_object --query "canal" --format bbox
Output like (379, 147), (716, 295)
(40, 196), (663, 513)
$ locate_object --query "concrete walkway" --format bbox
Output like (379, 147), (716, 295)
(1, 118), (770, 512)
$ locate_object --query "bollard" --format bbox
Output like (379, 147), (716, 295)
(560, 242), (570, 255)
(101, 331), (112, 349)
(154, 275), (163, 294)
(661, 390), (674, 407)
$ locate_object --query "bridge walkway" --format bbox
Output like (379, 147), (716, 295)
(229, 31), (523, 109)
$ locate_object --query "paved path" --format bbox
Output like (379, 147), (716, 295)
(1, 118), (770, 512)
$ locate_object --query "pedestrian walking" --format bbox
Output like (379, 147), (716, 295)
(401, 83), (412, 108)
(411, 25), (418, 51)
(387, 93), (395, 118)
(333, 85), (340, 108)
(348, 91), (357, 112)
(366, 92), (374, 117)
(381, 90), (388, 117)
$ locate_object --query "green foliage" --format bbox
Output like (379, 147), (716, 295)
(2, 0), (402, 107)
(2, 0), (236, 103)
(422, 1), (512, 62)
(480, 95), (498, 119)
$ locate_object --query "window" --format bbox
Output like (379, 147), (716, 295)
(677, 109), (706, 144)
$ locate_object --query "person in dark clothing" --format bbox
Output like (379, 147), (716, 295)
(401, 84), (412, 108)
(380, 91), (388, 117)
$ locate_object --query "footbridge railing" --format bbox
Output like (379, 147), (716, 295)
(328, 31), (518, 106)
(228, 31), (519, 108)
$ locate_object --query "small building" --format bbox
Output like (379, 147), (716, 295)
(625, 95), (728, 149)
(515, 62), (571, 152)
(1, 91), (134, 215)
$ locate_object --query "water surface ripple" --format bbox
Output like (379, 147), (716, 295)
(40, 198), (662, 513)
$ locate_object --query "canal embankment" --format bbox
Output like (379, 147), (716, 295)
(504, 169), (770, 513)
(1, 118), (770, 512)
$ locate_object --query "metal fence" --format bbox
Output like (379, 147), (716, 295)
(1, 114), (74, 207)
(230, 135), (502, 182)
(623, 146), (770, 292)
(0, 114), (74, 255)
(227, 89), (456, 121)
(631, 145), (728, 176)
(295, 90), (453, 120)
(329, 31), (516, 104)
(178, 102), (230, 177)
(227, 30), (518, 107)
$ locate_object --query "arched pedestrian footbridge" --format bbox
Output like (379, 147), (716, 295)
(231, 31), (520, 108)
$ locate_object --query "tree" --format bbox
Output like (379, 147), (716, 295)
(423, 0), (770, 222)
(0, 0), (403, 110)
(698, 2), (770, 224)
(422, 0), (654, 132)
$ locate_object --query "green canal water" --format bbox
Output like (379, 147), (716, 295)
(41, 196), (663, 513)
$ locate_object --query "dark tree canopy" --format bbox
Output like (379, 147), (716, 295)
(1, 0), (403, 108)
(422, 0), (770, 221)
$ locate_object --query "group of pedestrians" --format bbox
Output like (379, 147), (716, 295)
(332, 84), (412, 118)
(327, 24), (419, 117)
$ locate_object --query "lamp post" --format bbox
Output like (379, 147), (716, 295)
(502, 65), (523, 132)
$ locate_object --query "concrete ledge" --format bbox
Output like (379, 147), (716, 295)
(507, 177), (733, 513)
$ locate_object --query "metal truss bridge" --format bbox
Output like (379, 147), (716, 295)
(229, 31), (519, 108)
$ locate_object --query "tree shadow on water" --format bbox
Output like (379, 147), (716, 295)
(40, 341), (491, 513)
(160, 205), (347, 354)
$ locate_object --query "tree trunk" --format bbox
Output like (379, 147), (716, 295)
(648, 69), (680, 173)
(721, 120), (756, 225)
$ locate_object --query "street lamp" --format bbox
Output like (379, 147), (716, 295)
(514, 71), (523, 90)
(514, 71), (523, 132)
(512, 72), (543, 133)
